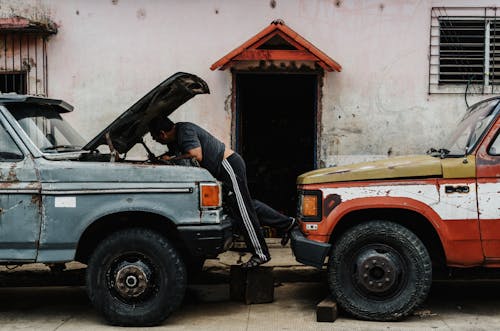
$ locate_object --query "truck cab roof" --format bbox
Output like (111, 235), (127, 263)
(0, 94), (73, 113)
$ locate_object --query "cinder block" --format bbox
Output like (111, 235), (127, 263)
(230, 265), (274, 304)
(316, 297), (338, 322)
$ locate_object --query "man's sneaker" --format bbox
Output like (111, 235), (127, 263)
(240, 255), (271, 269)
(281, 217), (297, 246)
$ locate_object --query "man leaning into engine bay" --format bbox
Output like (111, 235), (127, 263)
(148, 116), (296, 268)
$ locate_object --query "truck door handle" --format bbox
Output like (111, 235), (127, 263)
(445, 185), (470, 194)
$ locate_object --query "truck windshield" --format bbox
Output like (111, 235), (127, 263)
(8, 104), (86, 153)
(441, 99), (499, 156)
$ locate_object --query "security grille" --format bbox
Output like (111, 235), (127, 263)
(0, 72), (27, 94)
(430, 7), (500, 94)
(438, 18), (485, 84)
(0, 32), (49, 96)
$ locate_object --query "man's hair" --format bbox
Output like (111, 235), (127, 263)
(149, 116), (175, 136)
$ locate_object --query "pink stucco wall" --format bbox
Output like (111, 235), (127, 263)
(2, 0), (498, 165)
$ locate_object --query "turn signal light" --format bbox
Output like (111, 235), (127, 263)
(302, 195), (318, 217)
(200, 183), (221, 208)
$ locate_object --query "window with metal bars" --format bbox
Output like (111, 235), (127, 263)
(0, 72), (27, 94)
(430, 8), (500, 94)
(437, 18), (500, 88)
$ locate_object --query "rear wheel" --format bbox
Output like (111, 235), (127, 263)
(86, 228), (186, 326)
(328, 220), (432, 321)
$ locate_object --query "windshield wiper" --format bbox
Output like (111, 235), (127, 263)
(426, 147), (438, 155)
(42, 145), (82, 153)
(438, 148), (450, 158)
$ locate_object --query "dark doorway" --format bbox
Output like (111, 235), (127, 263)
(236, 73), (317, 216)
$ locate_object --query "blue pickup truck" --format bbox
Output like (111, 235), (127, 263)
(0, 73), (233, 326)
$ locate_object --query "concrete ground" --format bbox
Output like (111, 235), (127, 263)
(0, 241), (499, 330)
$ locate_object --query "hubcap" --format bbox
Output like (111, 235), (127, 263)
(113, 260), (152, 299)
(355, 248), (400, 294)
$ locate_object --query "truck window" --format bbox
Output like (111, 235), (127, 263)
(489, 132), (500, 155)
(8, 104), (85, 153)
(0, 123), (23, 161)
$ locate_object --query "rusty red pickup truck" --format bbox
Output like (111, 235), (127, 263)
(291, 97), (500, 321)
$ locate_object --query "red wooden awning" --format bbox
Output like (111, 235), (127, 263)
(210, 20), (341, 72)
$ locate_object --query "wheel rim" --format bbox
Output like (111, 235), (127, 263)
(350, 244), (407, 300)
(106, 252), (162, 304)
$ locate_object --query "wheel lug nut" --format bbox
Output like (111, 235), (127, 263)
(364, 264), (369, 269)
(377, 283), (382, 287)
(363, 273), (368, 278)
(372, 260), (376, 264)
(385, 277), (390, 282)
(369, 281), (373, 286)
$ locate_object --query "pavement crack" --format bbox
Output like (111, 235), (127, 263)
(53, 315), (73, 331)
(245, 305), (251, 331)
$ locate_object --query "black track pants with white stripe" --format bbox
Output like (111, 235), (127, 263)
(219, 153), (270, 261)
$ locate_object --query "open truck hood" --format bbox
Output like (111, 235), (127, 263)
(83, 72), (209, 153)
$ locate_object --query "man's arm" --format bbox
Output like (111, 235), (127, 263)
(161, 147), (202, 162)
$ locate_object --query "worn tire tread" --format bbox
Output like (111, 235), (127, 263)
(86, 228), (186, 326)
(328, 220), (432, 321)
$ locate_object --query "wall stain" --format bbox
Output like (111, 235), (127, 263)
(136, 8), (146, 20)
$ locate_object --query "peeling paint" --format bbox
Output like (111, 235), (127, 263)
(224, 93), (231, 114)
(7, 163), (18, 182)
(322, 182), (479, 221)
(2, 2), (55, 28)
(323, 193), (341, 216)
(31, 194), (42, 209)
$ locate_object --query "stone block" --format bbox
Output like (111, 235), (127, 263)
(316, 297), (338, 322)
(230, 265), (274, 304)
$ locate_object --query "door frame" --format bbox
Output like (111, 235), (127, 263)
(231, 69), (323, 169)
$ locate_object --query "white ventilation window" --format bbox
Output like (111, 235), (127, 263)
(430, 7), (500, 94)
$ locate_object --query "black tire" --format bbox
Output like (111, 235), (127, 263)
(86, 228), (186, 326)
(328, 220), (432, 321)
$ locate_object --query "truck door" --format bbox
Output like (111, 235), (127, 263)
(477, 118), (500, 260)
(0, 120), (41, 261)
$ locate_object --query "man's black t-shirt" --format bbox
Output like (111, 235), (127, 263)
(175, 122), (225, 177)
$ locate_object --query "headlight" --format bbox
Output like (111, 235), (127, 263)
(200, 182), (221, 208)
(298, 190), (322, 221)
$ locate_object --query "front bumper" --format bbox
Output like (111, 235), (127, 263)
(177, 216), (233, 258)
(290, 228), (331, 269)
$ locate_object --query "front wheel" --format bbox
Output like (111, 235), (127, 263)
(328, 220), (432, 321)
(86, 228), (186, 326)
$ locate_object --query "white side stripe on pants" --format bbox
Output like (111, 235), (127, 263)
(222, 159), (267, 260)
